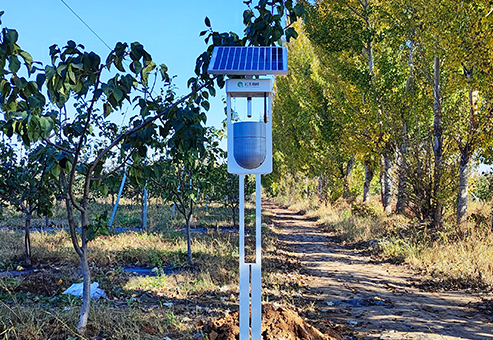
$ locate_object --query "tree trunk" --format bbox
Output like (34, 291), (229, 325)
(140, 189), (147, 230)
(61, 173), (82, 257)
(382, 154), (392, 214)
(343, 156), (355, 199)
(24, 211), (32, 267)
(78, 236), (91, 332)
(77, 194), (91, 332)
(318, 173), (328, 204)
(396, 125), (408, 214)
(186, 214), (193, 265)
(456, 69), (477, 226)
(363, 160), (374, 203)
(457, 147), (472, 226)
(61, 172), (90, 332)
(432, 52), (443, 228)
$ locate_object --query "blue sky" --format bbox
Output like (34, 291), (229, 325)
(1, 0), (250, 129)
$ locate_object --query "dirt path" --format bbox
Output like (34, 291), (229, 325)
(265, 202), (493, 340)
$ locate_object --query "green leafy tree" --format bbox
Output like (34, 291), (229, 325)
(272, 21), (355, 203)
(0, 31), (218, 331)
(0, 142), (55, 267)
(392, 0), (493, 226)
(300, 0), (398, 210)
(147, 127), (224, 265)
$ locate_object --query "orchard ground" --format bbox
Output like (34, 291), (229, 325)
(0, 197), (492, 339)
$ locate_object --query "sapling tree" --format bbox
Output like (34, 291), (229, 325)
(42, 40), (221, 331)
(0, 31), (218, 331)
(147, 127), (224, 265)
(0, 142), (55, 267)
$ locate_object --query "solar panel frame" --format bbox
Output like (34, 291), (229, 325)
(208, 46), (288, 75)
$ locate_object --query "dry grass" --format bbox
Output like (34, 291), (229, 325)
(408, 236), (493, 289)
(0, 230), (25, 270)
(0, 229), (238, 286)
(273, 192), (493, 290)
(0, 222), (240, 338)
(0, 301), (184, 340)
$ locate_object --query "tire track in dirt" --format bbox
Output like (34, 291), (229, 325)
(265, 201), (492, 340)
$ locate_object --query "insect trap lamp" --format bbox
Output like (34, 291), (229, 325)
(226, 78), (273, 174)
(208, 46), (287, 174)
(208, 46), (288, 340)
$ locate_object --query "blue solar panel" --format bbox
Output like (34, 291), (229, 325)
(208, 46), (288, 75)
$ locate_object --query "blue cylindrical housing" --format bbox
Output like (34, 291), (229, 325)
(233, 122), (266, 169)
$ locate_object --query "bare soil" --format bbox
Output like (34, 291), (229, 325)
(203, 304), (345, 340)
(264, 201), (493, 340)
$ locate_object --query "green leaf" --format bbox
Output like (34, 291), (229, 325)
(160, 64), (169, 81)
(205, 16), (211, 28)
(285, 27), (298, 42)
(68, 67), (76, 84)
(45, 66), (56, 80)
(138, 145), (147, 157)
(13, 76), (28, 90)
(39, 117), (54, 136)
(99, 225), (110, 236)
(243, 10), (254, 25)
(36, 73), (46, 89)
(19, 50), (33, 73)
(100, 184), (109, 197)
(187, 77), (197, 88)
(115, 58), (125, 72)
(1, 81), (11, 101)
(201, 101), (210, 111)
(130, 60), (142, 75)
(5, 29), (18, 45)
(293, 3), (305, 17)
(9, 55), (21, 73)
(86, 227), (97, 242)
(50, 164), (61, 178)
(130, 42), (144, 61)
(113, 88), (124, 103)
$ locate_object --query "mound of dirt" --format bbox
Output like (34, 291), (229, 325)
(17, 271), (66, 296)
(203, 304), (344, 340)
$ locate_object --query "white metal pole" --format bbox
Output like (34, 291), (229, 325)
(109, 171), (127, 227)
(251, 174), (262, 339)
(142, 183), (148, 230)
(239, 174), (250, 340)
(170, 204), (176, 221)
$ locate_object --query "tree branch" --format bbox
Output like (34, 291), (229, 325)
(43, 138), (75, 154)
(90, 148), (136, 181)
(67, 68), (103, 213)
(86, 76), (217, 181)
